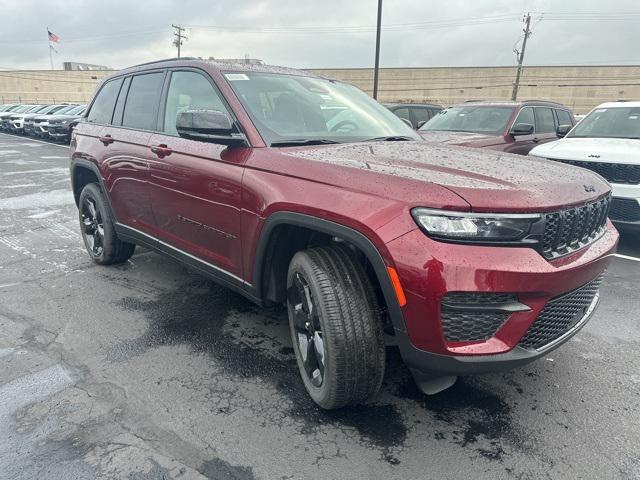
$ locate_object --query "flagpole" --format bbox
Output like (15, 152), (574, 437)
(47, 27), (53, 69)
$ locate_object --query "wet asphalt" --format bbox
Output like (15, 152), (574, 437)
(0, 132), (638, 480)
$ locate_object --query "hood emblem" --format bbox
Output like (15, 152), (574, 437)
(583, 184), (596, 193)
(588, 154), (601, 158)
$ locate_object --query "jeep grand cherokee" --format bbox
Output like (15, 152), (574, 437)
(70, 59), (618, 409)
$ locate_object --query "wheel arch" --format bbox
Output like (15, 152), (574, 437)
(252, 212), (407, 335)
(70, 160), (114, 215)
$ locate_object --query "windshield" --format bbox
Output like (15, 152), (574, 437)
(225, 72), (419, 145)
(419, 105), (514, 135)
(568, 106), (640, 139)
(68, 105), (86, 115)
(26, 105), (46, 113)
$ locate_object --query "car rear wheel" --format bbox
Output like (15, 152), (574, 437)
(286, 244), (385, 409)
(78, 183), (135, 265)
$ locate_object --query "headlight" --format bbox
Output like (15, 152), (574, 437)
(411, 208), (541, 242)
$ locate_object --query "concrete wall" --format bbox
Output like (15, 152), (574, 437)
(2, 65), (640, 114)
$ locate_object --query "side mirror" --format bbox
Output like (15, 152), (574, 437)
(510, 123), (534, 136)
(176, 109), (247, 146)
(416, 120), (427, 129)
(556, 124), (571, 138)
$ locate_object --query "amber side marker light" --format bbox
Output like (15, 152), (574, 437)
(387, 266), (407, 307)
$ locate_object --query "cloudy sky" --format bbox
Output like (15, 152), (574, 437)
(0, 0), (639, 70)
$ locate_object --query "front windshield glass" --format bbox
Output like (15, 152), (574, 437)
(68, 105), (86, 115)
(27, 105), (45, 113)
(568, 106), (640, 139)
(225, 72), (419, 145)
(419, 106), (514, 135)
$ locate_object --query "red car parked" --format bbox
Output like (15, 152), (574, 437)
(70, 59), (617, 409)
(418, 100), (576, 155)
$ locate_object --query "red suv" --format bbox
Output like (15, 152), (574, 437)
(70, 59), (618, 409)
(418, 100), (576, 155)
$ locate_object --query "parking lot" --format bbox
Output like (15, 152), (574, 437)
(0, 131), (639, 479)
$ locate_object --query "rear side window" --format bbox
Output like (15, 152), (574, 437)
(393, 107), (410, 122)
(163, 71), (228, 135)
(122, 72), (165, 131)
(87, 78), (123, 124)
(514, 107), (535, 130)
(412, 108), (432, 126)
(535, 107), (556, 133)
(556, 109), (573, 126)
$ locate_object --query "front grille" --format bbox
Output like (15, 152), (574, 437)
(440, 292), (518, 342)
(555, 159), (640, 185)
(519, 275), (603, 350)
(609, 197), (640, 223)
(541, 196), (610, 260)
(441, 311), (509, 342)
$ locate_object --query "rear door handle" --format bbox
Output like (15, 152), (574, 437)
(532, 137), (540, 143)
(99, 134), (114, 146)
(150, 144), (173, 158)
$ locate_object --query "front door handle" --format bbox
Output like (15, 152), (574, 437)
(150, 144), (173, 158)
(99, 134), (114, 146)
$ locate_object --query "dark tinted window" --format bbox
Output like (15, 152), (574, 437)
(555, 109), (573, 126)
(412, 107), (432, 126)
(535, 107), (556, 133)
(112, 77), (132, 126)
(122, 73), (164, 131)
(87, 78), (123, 124)
(514, 107), (535, 131)
(163, 71), (227, 135)
(393, 107), (410, 122)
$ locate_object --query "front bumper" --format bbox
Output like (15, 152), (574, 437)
(48, 125), (70, 139)
(386, 222), (618, 376)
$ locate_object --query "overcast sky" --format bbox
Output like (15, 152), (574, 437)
(0, 0), (639, 71)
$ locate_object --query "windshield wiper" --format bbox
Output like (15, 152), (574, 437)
(364, 135), (414, 142)
(270, 139), (341, 147)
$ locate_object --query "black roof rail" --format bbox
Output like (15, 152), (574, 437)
(520, 99), (565, 106)
(125, 57), (199, 69)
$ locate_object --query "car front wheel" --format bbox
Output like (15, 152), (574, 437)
(286, 244), (385, 409)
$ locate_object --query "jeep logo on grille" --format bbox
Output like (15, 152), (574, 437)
(583, 184), (596, 192)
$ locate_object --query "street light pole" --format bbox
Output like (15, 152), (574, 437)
(372, 0), (382, 100)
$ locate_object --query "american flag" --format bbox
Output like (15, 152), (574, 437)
(48, 30), (59, 43)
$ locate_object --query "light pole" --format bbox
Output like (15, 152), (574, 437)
(372, 0), (382, 99)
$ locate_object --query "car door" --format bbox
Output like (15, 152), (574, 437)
(533, 106), (558, 147)
(75, 77), (152, 231)
(145, 69), (247, 279)
(504, 106), (537, 155)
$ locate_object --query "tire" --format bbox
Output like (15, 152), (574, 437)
(286, 244), (385, 409)
(78, 183), (135, 265)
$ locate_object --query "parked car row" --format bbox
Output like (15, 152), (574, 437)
(0, 103), (86, 142)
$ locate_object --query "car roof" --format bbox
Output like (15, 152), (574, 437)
(116, 57), (329, 80)
(451, 100), (569, 108)
(593, 101), (640, 109)
(385, 103), (442, 109)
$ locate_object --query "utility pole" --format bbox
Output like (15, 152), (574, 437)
(172, 24), (188, 58)
(372, 0), (382, 100)
(511, 13), (531, 101)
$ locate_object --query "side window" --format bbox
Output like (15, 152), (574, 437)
(121, 72), (165, 131)
(86, 78), (123, 124)
(392, 107), (410, 122)
(556, 109), (573, 126)
(535, 107), (556, 133)
(112, 77), (132, 126)
(514, 107), (535, 131)
(163, 71), (228, 135)
(412, 108), (432, 127)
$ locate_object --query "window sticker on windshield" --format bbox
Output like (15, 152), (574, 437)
(225, 73), (250, 81)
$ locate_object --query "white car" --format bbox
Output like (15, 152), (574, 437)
(530, 101), (640, 232)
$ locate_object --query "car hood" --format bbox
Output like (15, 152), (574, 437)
(284, 141), (609, 212)
(418, 130), (502, 146)
(530, 136), (640, 164)
(48, 114), (82, 121)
